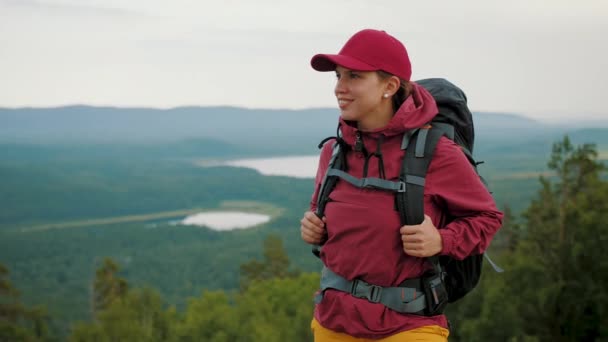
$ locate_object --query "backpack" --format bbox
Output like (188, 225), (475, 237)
(314, 78), (502, 307)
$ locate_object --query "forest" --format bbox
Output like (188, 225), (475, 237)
(1, 134), (607, 341)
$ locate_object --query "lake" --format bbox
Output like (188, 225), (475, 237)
(222, 155), (319, 178)
(187, 155), (318, 230)
(175, 211), (271, 231)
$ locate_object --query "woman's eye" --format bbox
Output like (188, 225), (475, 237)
(335, 72), (341, 79)
(350, 72), (360, 79)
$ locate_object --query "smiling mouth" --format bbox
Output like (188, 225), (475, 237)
(338, 99), (352, 109)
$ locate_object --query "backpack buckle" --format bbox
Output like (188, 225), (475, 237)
(422, 273), (448, 316)
(369, 284), (382, 303)
(351, 280), (383, 303)
(398, 181), (406, 193)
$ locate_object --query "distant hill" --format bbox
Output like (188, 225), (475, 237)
(1, 106), (607, 155)
(0, 106), (338, 154)
(0, 138), (244, 162)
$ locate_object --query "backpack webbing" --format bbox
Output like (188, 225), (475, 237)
(312, 141), (343, 257)
(396, 126), (445, 227)
(396, 126), (446, 278)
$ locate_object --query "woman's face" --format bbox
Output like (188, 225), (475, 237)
(334, 66), (387, 124)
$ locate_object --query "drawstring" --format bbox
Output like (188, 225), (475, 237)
(317, 125), (386, 178)
(362, 135), (386, 179)
(375, 136), (386, 179)
(318, 124), (348, 149)
(318, 123), (350, 171)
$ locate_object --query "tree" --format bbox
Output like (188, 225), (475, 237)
(498, 203), (520, 252)
(445, 205), (521, 342)
(173, 291), (238, 342)
(71, 287), (175, 342)
(0, 263), (50, 341)
(235, 273), (319, 342)
(464, 136), (608, 341)
(72, 259), (175, 342)
(519, 137), (607, 340)
(92, 258), (128, 316)
(239, 234), (296, 290)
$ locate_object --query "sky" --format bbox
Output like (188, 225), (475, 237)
(1, 0), (607, 122)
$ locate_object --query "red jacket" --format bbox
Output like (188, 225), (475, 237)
(310, 82), (503, 338)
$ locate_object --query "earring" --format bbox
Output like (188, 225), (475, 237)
(383, 93), (389, 98)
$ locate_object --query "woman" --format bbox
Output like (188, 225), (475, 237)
(300, 29), (503, 341)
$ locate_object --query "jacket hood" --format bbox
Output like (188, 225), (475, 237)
(339, 82), (438, 145)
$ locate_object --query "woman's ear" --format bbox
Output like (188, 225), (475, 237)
(384, 75), (401, 97)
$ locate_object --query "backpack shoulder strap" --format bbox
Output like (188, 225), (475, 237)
(312, 140), (345, 257)
(316, 141), (343, 217)
(396, 126), (446, 226)
(397, 126), (447, 276)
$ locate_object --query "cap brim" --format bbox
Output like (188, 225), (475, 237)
(311, 54), (377, 72)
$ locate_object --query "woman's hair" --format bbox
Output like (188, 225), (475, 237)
(377, 71), (413, 112)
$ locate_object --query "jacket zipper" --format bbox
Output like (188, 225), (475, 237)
(355, 131), (363, 152)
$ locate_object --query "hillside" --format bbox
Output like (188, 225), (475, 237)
(1, 106), (607, 339)
(3, 106), (607, 156)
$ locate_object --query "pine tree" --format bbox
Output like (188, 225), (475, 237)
(72, 258), (175, 342)
(451, 137), (608, 341)
(518, 136), (607, 340)
(0, 263), (50, 341)
(239, 234), (297, 290)
(92, 257), (128, 317)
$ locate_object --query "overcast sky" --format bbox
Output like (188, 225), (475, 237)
(1, 0), (607, 122)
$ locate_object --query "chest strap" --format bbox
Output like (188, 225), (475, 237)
(316, 266), (446, 315)
(325, 169), (425, 192)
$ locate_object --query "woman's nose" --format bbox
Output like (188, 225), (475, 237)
(335, 78), (346, 94)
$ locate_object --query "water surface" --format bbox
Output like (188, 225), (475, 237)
(223, 155), (318, 178)
(177, 211), (271, 230)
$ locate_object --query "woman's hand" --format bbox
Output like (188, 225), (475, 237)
(300, 211), (327, 245)
(400, 215), (443, 257)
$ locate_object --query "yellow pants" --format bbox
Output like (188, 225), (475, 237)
(311, 318), (449, 342)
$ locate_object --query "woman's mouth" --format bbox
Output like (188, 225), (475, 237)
(338, 99), (352, 110)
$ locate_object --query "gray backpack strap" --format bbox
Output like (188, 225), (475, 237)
(484, 253), (504, 273)
(318, 266), (428, 314)
(316, 142), (342, 212)
(326, 169), (406, 192)
(401, 128), (419, 150)
(312, 142), (343, 257)
(396, 127), (445, 226)
(431, 122), (455, 140)
(396, 127), (450, 312)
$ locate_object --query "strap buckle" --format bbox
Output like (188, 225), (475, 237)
(398, 181), (406, 193)
(351, 279), (383, 303)
(422, 273), (448, 316)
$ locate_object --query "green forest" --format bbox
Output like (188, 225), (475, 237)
(1, 136), (608, 341)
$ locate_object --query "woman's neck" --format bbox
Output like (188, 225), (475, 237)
(357, 106), (394, 132)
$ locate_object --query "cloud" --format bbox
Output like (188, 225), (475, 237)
(0, 0), (146, 17)
(0, 0), (607, 120)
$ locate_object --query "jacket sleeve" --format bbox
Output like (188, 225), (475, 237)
(427, 137), (503, 260)
(309, 141), (335, 213)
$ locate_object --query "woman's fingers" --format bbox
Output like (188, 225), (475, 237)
(305, 211), (325, 226)
(301, 228), (323, 244)
(300, 211), (327, 244)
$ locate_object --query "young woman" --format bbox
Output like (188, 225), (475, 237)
(300, 29), (503, 341)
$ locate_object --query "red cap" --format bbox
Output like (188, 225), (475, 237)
(311, 29), (412, 81)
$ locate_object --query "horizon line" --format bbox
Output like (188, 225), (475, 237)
(0, 104), (605, 124)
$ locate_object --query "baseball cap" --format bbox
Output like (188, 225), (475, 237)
(311, 29), (412, 81)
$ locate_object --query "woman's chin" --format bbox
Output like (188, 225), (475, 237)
(339, 110), (357, 121)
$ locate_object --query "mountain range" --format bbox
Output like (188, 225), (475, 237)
(1, 106), (606, 156)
